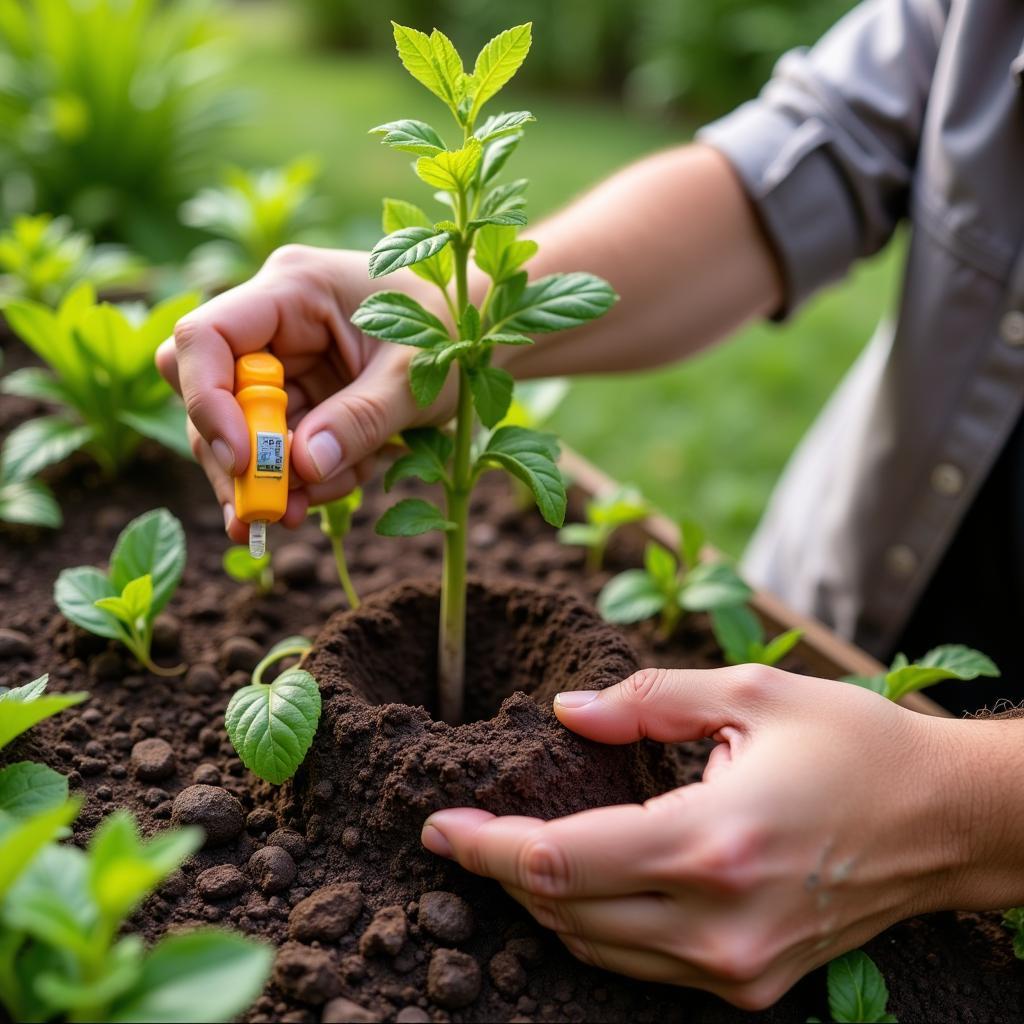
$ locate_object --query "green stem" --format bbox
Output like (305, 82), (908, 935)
(329, 535), (360, 610)
(585, 537), (607, 574)
(127, 625), (184, 677)
(658, 602), (682, 641)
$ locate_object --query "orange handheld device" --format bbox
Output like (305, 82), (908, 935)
(234, 352), (289, 559)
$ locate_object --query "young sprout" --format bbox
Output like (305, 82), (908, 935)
(223, 545), (274, 595)
(810, 950), (897, 1023)
(352, 23), (617, 722)
(598, 520), (750, 639)
(843, 644), (999, 702)
(54, 509), (186, 676)
(315, 488), (362, 610)
(558, 484), (649, 571)
(709, 604), (803, 667)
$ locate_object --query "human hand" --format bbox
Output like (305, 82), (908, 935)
(156, 245), (449, 543)
(421, 665), (969, 1009)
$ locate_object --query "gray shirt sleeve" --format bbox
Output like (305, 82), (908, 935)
(698, 0), (947, 317)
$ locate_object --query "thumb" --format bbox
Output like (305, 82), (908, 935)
(553, 666), (758, 745)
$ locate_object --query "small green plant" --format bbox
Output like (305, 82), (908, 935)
(352, 22), (617, 722)
(0, 285), (198, 488)
(0, 674), (88, 753)
(808, 950), (897, 1023)
(0, 809), (271, 1023)
(0, 474), (61, 530)
(844, 645), (1000, 702)
(709, 604), (803, 667)
(598, 521), (750, 639)
(0, 214), (140, 307)
(558, 484), (649, 571)
(225, 635), (321, 784)
(223, 546), (273, 596)
(182, 157), (325, 290)
(1002, 907), (1024, 959)
(55, 508), (186, 676)
(315, 488), (363, 610)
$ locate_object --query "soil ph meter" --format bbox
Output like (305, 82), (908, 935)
(234, 352), (288, 559)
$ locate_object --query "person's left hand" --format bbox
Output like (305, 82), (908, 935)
(420, 665), (969, 1009)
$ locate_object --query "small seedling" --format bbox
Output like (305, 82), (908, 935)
(182, 157), (324, 289)
(1002, 907), (1024, 959)
(844, 645), (999, 702)
(315, 488), (363, 610)
(223, 546), (274, 595)
(808, 950), (897, 1023)
(0, 475), (61, 530)
(0, 284), (198, 486)
(0, 809), (271, 1023)
(709, 604), (803, 667)
(354, 22), (617, 722)
(598, 520), (750, 639)
(558, 484), (649, 571)
(225, 635), (321, 784)
(55, 508), (186, 676)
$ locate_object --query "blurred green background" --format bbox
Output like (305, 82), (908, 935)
(1, 0), (898, 555)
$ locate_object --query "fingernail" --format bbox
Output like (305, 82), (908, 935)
(211, 438), (235, 475)
(307, 430), (342, 481)
(421, 823), (453, 859)
(223, 503), (234, 533)
(554, 690), (599, 709)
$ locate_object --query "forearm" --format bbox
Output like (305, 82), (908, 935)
(494, 143), (783, 378)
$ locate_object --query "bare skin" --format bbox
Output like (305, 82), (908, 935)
(156, 142), (1024, 1008)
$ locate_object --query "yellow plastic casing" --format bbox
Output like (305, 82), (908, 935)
(234, 352), (289, 524)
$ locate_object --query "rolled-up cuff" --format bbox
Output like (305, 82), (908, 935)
(697, 100), (862, 321)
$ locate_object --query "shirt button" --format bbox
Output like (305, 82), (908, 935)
(930, 462), (964, 497)
(1001, 310), (1024, 346)
(885, 544), (918, 578)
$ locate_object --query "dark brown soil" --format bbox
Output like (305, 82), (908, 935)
(3, 357), (1024, 1022)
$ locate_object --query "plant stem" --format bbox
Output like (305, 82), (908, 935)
(329, 534), (360, 610)
(658, 602), (682, 641)
(585, 537), (607, 574)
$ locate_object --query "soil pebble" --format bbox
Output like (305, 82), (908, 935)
(427, 948), (482, 1009)
(418, 890), (474, 944)
(249, 846), (297, 894)
(193, 763), (221, 785)
(90, 650), (124, 681)
(320, 997), (381, 1023)
(275, 543), (319, 585)
(358, 905), (408, 958)
(489, 950), (527, 998)
(152, 613), (181, 652)
(395, 1010), (431, 1023)
(0, 628), (31, 658)
(171, 784), (245, 847)
(184, 663), (220, 695)
(223, 636), (262, 673)
(131, 737), (176, 781)
(273, 943), (341, 1004)
(268, 828), (307, 862)
(289, 882), (363, 943)
(197, 864), (248, 902)
(247, 807), (277, 834)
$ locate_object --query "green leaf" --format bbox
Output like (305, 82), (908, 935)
(0, 762), (68, 819)
(1, 366), (70, 404)
(470, 179), (528, 229)
(843, 673), (888, 695)
(884, 644), (1000, 702)
(1003, 908), (1024, 960)
(486, 332), (533, 346)
(119, 402), (192, 461)
(0, 478), (62, 529)
(109, 930), (273, 1024)
(710, 605), (762, 664)
(0, 798), (80, 899)
(469, 365), (514, 428)
(758, 628), (803, 667)
(55, 566), (123, 640)
(480, 132), (521, 184)
(827, 950), (896, 1023)
(351, 291), (450, 348)
(0, 675), (88, 751)
(474, 225), (537, 282)
(109, 508), (185, 617)
(679, 517), (707, 571)
(459, 303), (481, 341)
(416, 139), (482, 192)
(376, 498), (456, 537)
(380, 199), (454, 288)
(408, 342), (472, 407)
(251, 635), (313, 688)
(368, 227), (451, 279)
(557, 523), (604, 548)
(679, 562), (752, 612)
(96, 574), (153, 629)
(468, 23), (533, 122)
(0, 415), (93, 483)
(225, 669), (322, 785)
(643, 542), (678, 590)
(474, 110), (535, 142)
(391, 23), (464, 109)
(589, 485), (648, 529)
(478, 426), (565, 526)
(317, 490), (362, 539)
(500, 379), (569, 429)
(598, 570), (667, 624)
(429, 28), (467, 110)
(223, 546), (270, 584)
(371, 119), (445, 157)
(491, 272), (618, 333)
(384, 428), (453, 491)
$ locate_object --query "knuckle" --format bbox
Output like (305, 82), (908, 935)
(622, 667), (671, 706)
(691, 930), (769, 984)
(341, 392), (389, 454)
(527, 898), (568, 934)
(184, 391), (210, 429)
(726, 978), (786, 1011)
(517, 837), (573, 898)
(686, 820), (766, 894)
(560, 934), (601, 970)
(264, 243), (315, 271)
(727, 663), (779, 703)
(173, 316), (202, 350)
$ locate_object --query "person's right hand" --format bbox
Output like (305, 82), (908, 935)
(156, 245), (449, 543)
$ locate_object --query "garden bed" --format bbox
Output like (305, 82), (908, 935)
(1, 406), (1020, 1022)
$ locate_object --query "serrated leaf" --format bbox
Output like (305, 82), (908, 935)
(371, 119), (445, 157)
(478, 426), (565, 526)
(470, 179), (528, 228)
(491, 272), (618, 332)
(0, 762), (68, 818)
(474, 225), (537, 282)
(392, 23), (461, 108)
(376, 498), (456, 536)
(408, 341), (472, 407)
(0, 478), (62, 529)
(369, 227), (451, 279)
(416, 140), (482, 192)
(710, 605), (762, 664)
(474, 110), (535, 142)
(384, 428), (453, 491)
(429, 28), (466, 110)
(119, 401), (192, 462)
(0, 415), (93, 483)
(55, 565), (123, 640)
(382, 197), (430, 233)
(884, 644), (1000, 702)
(469, 365), (514, 427)
(109, 508), (185, 617)
(468, 23), (532, 122)
(826, 951), (896, 1023)
(351, 292), (450, 348)
(598, 570), (667, 624)
(459, 303), (481, 341)
(225, 669), (321, 785)
(679, 561), (752, 612)
(480, 132), (521, 184)
(486, 332), (533, 346)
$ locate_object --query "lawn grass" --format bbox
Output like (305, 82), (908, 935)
(216, 1), (899, 555)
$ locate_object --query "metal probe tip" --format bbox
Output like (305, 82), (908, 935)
(249, 520), (267, 559)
